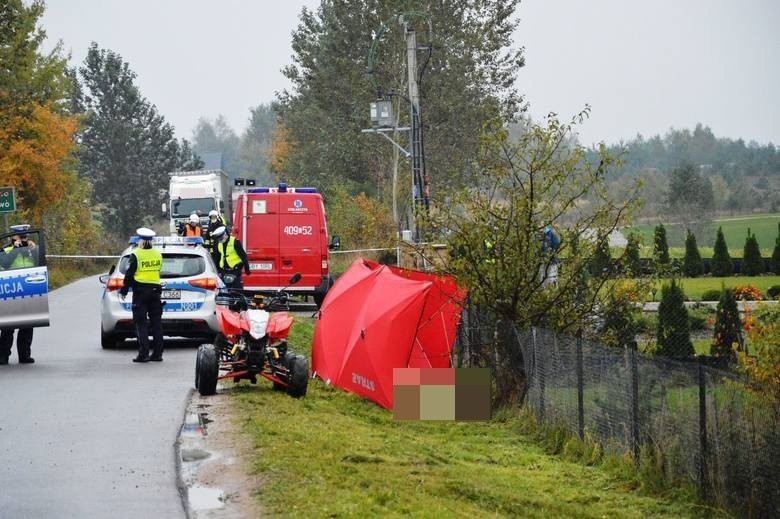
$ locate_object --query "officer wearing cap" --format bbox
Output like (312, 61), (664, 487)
(0, 224), (38, 364)
(211, 226), (250, 289)
(120, 227), (165, 362)
(205, 210), (226, 264)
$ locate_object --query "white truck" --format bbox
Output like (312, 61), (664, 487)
(165, 169), (230, 234)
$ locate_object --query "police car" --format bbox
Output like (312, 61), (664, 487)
(0, 225), (49, 329)
(99, 235), (223, 348)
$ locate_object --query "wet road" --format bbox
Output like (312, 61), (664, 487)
(0, 275), (199, 518)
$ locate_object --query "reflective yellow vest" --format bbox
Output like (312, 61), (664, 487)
(3, 245), (35, 268)
(132, 248), (162, 284)
(220, 237), (241, 269)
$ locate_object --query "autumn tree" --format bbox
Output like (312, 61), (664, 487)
(0, 0), (98, 251)
(239, 103), (276, 185)
(74, 43), (201, 236)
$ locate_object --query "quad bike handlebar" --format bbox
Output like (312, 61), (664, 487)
(216, 272), (302, 312)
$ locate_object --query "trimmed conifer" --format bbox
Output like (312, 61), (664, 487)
(711, 226), (732, 277)
(621, 233), (642, 276)
(653, 224), (670, 267)
(682, 229), (703, 277)
(741, 228), (763, 276)
(656, 279), (693, 357)
(770, 222), (780, 274)
(711, 286), (742, 363)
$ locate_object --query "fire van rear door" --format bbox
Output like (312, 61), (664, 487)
(279, 210), (321, 290)
(243, 194), (280, 288)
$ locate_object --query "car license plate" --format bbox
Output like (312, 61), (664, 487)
(162, 289), (181, 299)
(250, 262), (273, 271)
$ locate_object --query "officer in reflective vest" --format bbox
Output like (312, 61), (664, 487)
(120, 227), (164, 363)
(210, 226), (250, 289)
(0, 224), (38, 365)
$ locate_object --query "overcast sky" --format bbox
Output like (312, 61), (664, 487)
(41, 0), (779, 147)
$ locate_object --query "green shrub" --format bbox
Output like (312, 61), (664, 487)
(700, 289), (722, 301)
(741, 228), (763, 276)
(682, 229), (703, 277)
(711, 226), (732, 277)
(687, 307), (712, 331)
(771, 222), (780, 274)
(711, 286), (742, 362)
(656, 279), (693, 357)
(767, 285), (780, 300)
(653, 224), (670, 268)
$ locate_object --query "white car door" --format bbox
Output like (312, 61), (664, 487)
(0, 229), (50, 328)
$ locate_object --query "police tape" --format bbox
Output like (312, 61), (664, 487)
(47, 255), (120, 259)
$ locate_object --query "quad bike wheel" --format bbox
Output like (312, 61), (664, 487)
(196, 344), (219, 396)
(287, 354), (309, 398)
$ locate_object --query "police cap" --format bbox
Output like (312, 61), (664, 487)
(208, 210), (218, 217)
(10, 224), (30, 235)
(136, 227), (156, 240)
(211, 226), (226, 239)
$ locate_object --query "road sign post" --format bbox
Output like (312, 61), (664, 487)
(0, 186), (16, 230)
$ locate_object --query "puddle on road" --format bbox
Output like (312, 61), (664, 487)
(181, 413), (213, 437)
(189, 485), (224, 510)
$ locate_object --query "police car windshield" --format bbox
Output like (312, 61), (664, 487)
(118, 254), (206, 278)
(171, 198), (213, 218)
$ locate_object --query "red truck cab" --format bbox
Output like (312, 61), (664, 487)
(232, 183), (339, 306)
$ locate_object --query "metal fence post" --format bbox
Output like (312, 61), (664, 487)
(630, 348), (640, 463)
(576, 333), (584, 440)
(698, 357), (709, 499)
(532, 327), (545, 422)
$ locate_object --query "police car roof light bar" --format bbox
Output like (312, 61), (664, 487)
(128, 236), (204, 246)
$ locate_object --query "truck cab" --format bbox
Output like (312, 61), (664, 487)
(233, 183), (339, 306)
(0, 226), (49, 329)
(166, 169), (231, 234)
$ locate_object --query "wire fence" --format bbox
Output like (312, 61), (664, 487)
(453, 308), (779, 518)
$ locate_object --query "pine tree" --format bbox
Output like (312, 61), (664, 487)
(741, 228), (763, 276)
(682, 228), (704, 277)
(621, 232), (642, 276)
(589, 239), (612, 277)
(653, 224), (670, 268)
(711, 226), (732, 277)
(711, 286), (742, 362)
(656, 279), (693, 357)
(770, 222), (780, 274)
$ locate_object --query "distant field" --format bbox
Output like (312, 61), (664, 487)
(628, 213), (779, 253)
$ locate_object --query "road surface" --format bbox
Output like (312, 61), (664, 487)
(0, 275), (198, 518)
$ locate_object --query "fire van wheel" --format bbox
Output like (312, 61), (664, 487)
(196, 345), (219, 396)
(287, 355), (309, 398)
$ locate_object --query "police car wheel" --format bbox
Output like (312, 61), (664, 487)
(101, 327), (120, 349)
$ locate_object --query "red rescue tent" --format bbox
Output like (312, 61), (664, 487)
(311, 258), (466, 409)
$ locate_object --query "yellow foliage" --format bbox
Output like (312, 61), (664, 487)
(0, 103), (77, 226)
(267, 122), (290, 176)
(737, 303), (780, 391)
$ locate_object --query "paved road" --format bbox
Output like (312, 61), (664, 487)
(0, 275), (199, 518)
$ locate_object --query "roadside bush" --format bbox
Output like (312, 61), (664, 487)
(731, 285), (763, 301)
(700, 289), (722, 302)
(767, 285), (780, 300)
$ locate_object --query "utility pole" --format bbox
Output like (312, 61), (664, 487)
(405, 19), (423, 243)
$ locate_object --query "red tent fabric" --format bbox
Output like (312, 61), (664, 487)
(311, 258), (466, 409)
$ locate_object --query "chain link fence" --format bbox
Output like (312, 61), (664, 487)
(453, 308), (779, 518)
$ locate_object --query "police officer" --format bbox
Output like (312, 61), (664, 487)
(211, 226), (250, 289)
(120, 227), (164, 363)
(0, 225), (37, 365)
(205, 210), (225, 265)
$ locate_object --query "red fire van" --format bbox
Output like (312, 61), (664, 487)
(232, 183), (339, 306)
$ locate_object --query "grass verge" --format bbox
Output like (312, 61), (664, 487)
(229, 318), (717, 518)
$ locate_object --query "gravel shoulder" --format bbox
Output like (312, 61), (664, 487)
(178, 389), (264, 518)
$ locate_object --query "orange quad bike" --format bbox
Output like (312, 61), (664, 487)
(195, 273), (309, 397)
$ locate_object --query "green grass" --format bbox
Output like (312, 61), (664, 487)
(628, 213), (779, 252)
(228, 318), (713, 518)
(650, 276), (780, 301)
